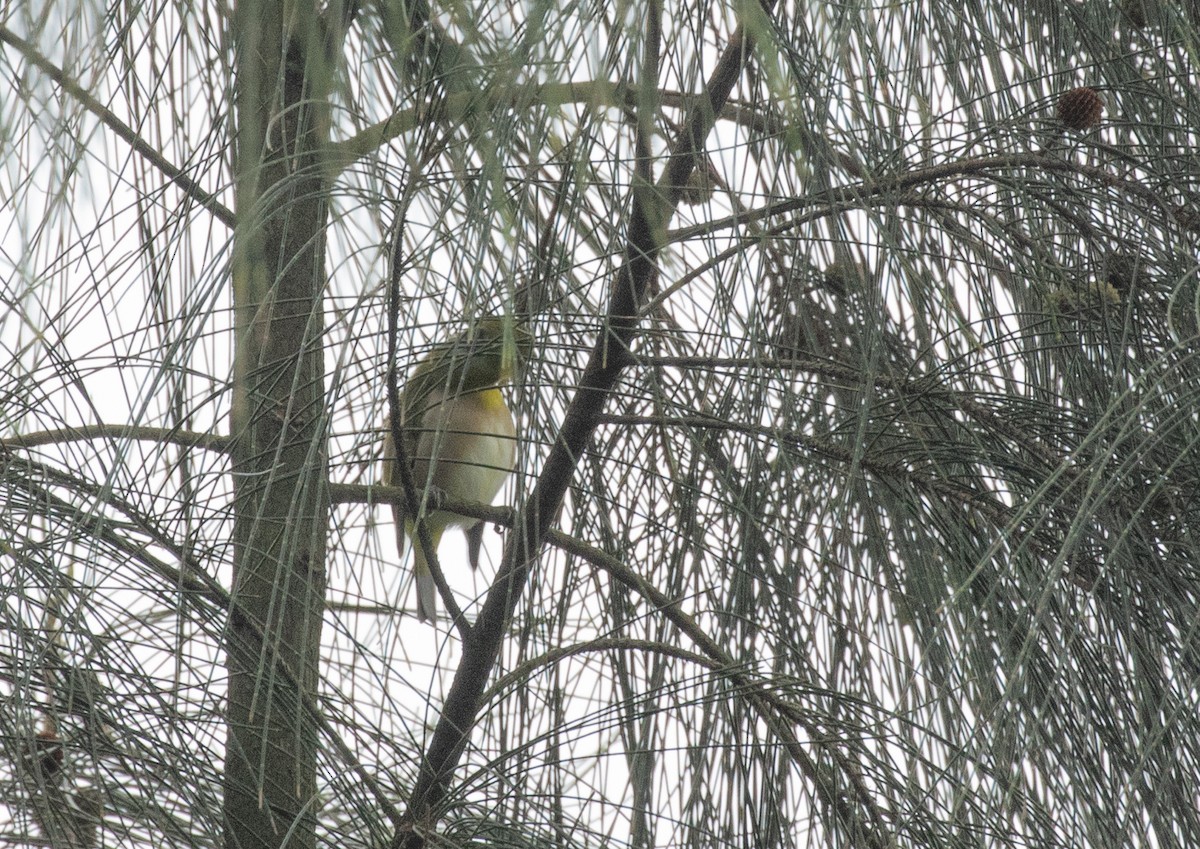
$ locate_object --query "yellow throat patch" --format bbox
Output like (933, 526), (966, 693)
(476, 387), (509, 416)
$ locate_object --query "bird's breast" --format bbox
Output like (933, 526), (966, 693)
(410, 388), (517, 524)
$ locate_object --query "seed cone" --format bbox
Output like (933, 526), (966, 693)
(1058, 87), (1104, 130)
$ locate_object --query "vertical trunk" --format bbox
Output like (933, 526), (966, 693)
(226, 3), (333, 847)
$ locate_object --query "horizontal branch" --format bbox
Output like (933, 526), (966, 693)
(667, 151), (1185, 245)
(0, 425), (230, 454)
(329, 80), (782, 174)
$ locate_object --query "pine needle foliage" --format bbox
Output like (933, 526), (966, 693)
(0, 1), (1197, 848)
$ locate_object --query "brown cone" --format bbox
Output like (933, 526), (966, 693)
(1058, 87), (1104, 130)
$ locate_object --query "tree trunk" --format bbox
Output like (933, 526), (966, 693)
(225, 3), (334, 847)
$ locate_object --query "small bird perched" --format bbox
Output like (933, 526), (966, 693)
(383, 317), (531, 622)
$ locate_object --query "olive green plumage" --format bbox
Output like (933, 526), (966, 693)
(383, 318), (531, 622)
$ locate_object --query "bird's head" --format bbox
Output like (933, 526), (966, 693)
(411, 316), (533, 398)
(468, 316), (533, 384)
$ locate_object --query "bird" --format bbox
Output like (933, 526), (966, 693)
(382, 317), (531, 622)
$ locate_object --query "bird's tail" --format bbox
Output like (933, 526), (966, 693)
(411, 527), (440, 623)
(394, 508), (438, 622)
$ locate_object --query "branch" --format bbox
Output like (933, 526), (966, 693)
(385, 210), (471, 638)
(328, 81), (784, 174)
(0, 424), (230, 454)
(393, 5), (780, 846)
(0, 27), (235, 228)
(338, 477), (894, 849)
(668, 151), (1188, 245)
